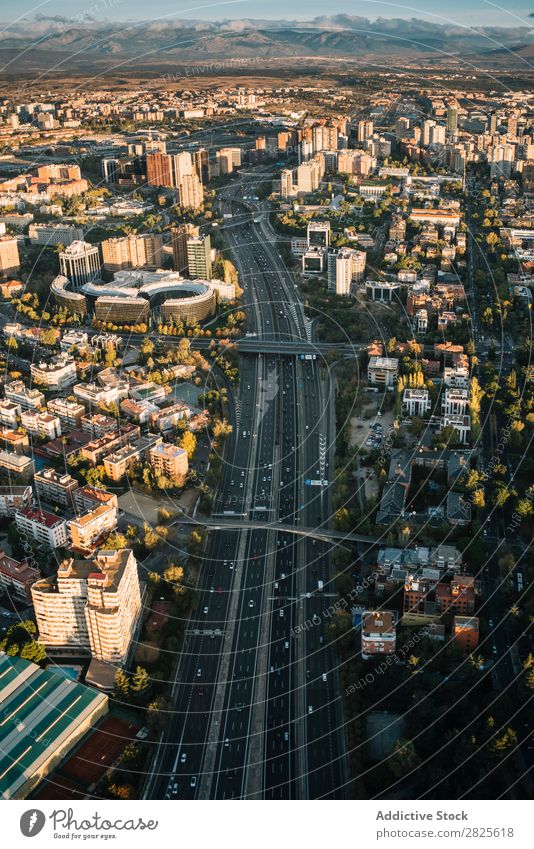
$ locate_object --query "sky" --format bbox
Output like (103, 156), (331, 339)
(1, 0), (533, 28)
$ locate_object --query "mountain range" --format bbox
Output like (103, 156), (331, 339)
(1, 15), (533, 75)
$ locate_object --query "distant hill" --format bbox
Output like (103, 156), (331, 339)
(0, 15), (532, 74)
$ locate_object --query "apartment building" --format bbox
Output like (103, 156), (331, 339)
(0, 400), (20, 429)
(20, 410), (61, 440)
(73, 382), (121, 409)
(0, 484), (32, 517)
(103, 435), (161, 481)
(453, 616), (480, 652)
(149, 442), (189, 482)
(81, 413), (119, 439)
(30, 355), (77, 391)
(15, 507), (68, 549)
(73, 485), (118, 514)
(0, 428), (29, 454)
(68, 503), (118, 554)
(81, 430), (133, 466)
(28, 223), (84, 246)
(149, 403), (191, 432)
(101, 233), (164, 272)
(0, 236), (20, 277)
(5, 381), (44, 411)
(216, 147), (242, 175)
(178, 173), (204, 210)
(32, 549), (142, 664)
(330, 248), (366, 295)
(402, 388), (431, 418)
(0, 551), (39, 601)
(367, 356), (399, 388)
(361, 610), (396, 659)
(186, 234), (212, 280)
(0, 450), (35, 481)
(171, 223), (199, 274)
(34, 468), (78, 508)
(47, 397), (85, 429)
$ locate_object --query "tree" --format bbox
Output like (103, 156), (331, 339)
(180, 430), (197, 459)
(114, 668), (130, 698)
(147, 695), (174, 733)
(130, 666), (150, 696)
(20, 641), (46, 664)
(472, 488), (485, 509)
(389, 739), (420, 777)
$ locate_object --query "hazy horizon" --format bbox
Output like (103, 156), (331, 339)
(2, 0), (533, 28)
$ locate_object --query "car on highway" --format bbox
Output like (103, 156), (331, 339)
(190, 776), (197, 788)
(180, 753), (187, 764)
(203, 606), (208, 614)
(196, 668), (202, 677)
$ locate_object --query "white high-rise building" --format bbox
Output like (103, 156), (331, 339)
(59, 241), (100, 289)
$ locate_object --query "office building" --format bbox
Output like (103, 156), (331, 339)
(367, 356), (399, 388)
(28, 223), (84, 246)
(307, 221), (331, 248)
(59, 241), (100, 289)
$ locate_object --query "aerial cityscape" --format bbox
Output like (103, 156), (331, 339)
(0, 1), (532, 823)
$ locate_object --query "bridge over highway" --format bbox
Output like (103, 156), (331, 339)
(172, 514), (381, 546)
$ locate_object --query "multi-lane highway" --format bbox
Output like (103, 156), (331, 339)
(144, 172), (347, 800)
